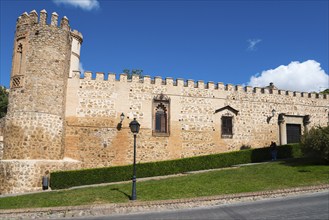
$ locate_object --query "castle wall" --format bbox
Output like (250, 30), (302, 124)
(64, 73), (328, 168)
(0, 118), (5, 160)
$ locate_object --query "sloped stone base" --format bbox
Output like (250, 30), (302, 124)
(0, 159), (81, 195)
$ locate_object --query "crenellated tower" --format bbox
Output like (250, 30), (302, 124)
(4, 10), (82, 160)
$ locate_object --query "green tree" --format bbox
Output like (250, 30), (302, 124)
(123, 69), (143, 80)
(320, 88), (329, 94)
(0, 86), (8, 118)
(301, 126), (329, 162)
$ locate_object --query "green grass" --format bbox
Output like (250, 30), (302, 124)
(0, 159), (328, 210)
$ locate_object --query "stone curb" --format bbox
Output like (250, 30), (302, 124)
(0, 184), (328, 219)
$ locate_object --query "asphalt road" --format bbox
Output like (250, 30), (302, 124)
(69, 192), (329, 220)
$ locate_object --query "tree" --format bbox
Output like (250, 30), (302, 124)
(320, 88), (329, 94)
(301, 126), (329, 162)
(0, 86), (8, 118)
(123, 69), (143, 80)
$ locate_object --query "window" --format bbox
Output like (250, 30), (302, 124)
(215, 105), (238, 139)
(155, 104), (167, 133)
(11, 40), (25, 89)
(221, 116), (233, 138)
(153, 94), (170, 136)
(16, 43), (23, 75)
(286, 124), (301, 144)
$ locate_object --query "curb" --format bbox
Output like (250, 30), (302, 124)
(0, 185), (328, 219)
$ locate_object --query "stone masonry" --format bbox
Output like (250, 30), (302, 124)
(0, 10), (328, 195)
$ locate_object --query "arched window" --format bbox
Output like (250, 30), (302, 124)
(11, 41), (25, 89)
(153, 94), (170, 136)
(16, 43), (23, 75)
(155, 103), (167, 133)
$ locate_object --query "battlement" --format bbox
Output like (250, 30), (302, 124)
(78, 71), (327, 100)
(17, 9), (65, 28)
(15, 9), (83, 44)
(71, 29), (83, 43)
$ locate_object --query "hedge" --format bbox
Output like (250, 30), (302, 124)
(50, 144), (302, 189)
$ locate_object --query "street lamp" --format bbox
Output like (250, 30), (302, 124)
(117, 113), (125, 130)
(120, 113), (125, 123)
(271, 109), (276, 117)
(267, 109), (276, 124)
(129, 118), (140, 200)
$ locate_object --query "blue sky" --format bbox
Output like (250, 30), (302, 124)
(0, 0), (328, 92)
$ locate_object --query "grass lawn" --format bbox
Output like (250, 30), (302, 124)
(0, 159), (328, 209)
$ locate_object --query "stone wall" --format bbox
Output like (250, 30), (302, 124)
(3, 112), (64, 160)
(0, 117), (4, 160)
(0, 159), (81, 195)
(63, 73), (328, 169)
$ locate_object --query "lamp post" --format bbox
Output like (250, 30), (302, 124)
(129, 118), (140, 201)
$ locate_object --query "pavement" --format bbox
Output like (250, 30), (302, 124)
(0, 161), (328, 219)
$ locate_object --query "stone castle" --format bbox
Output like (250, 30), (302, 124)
(0, 10), (328, 195)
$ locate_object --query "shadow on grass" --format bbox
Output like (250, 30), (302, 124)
(250, 144), (305, 164)
(111, 188), (131, 200)
(277, 157), (329, 167)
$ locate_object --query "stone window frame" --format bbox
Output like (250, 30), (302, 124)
(152, 93), (170, 137)
(15, 39), (25, 76)
(214, 105), (239, 139)
(278, 113), (311, 145)
(11, 37), (26, 89)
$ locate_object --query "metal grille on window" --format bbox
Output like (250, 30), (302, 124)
(221, 116), (233, 137)
(11, 75), (24, 88)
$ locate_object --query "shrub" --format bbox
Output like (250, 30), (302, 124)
(50, 144), (301, 189)
(301, 126), (329, 162)
(0, 86), (8, 118)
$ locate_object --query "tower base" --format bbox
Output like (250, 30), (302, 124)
(0, 159), (81, 195)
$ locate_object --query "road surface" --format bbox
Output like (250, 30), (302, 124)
(67, 191), (329, 220)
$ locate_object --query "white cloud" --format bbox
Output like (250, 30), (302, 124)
(247, 39), (262, 51)
(248, 60), (329, 92)
(53, 0), (100, 11)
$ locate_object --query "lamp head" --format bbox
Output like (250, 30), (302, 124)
(271, 109), (276, 117)
(120, 113), (125, 122)
(129, 118), (140, 134)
